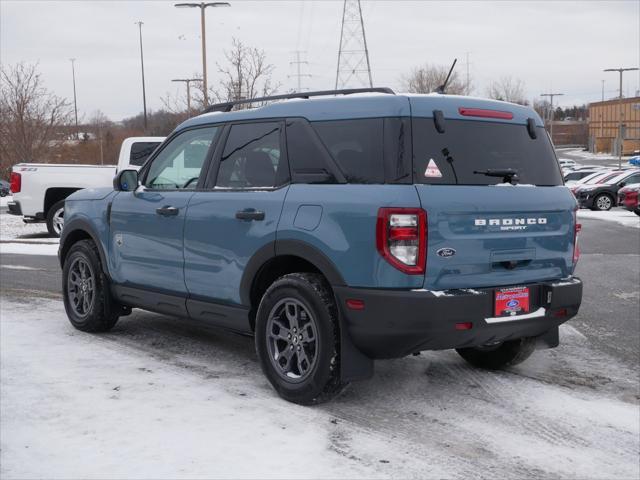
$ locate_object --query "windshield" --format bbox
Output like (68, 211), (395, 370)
(413, 118), (562, 186)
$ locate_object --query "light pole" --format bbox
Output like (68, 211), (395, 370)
(540, 92), (564, 141)
(174, 2), (230, 108)
(69, 58), (79, 139)
(172, 78), (202, 115)
(604, 67), (639, 168)
(135, 21), (148, 130)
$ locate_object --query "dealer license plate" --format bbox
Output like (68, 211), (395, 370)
(495, 287), (530, 317)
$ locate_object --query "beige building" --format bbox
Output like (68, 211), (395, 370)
(588, 97), (640, 155)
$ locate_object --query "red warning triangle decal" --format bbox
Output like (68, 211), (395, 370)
(424, 159), (442, 178)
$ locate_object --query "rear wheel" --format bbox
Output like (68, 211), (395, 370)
(46, 200), (65, 237)
(634, 207), (640, 217)
(592, 193), (613, 211)
(255, 273), (346, 405)
(456, 337), (536, 370)
(62, 239), (119, 332)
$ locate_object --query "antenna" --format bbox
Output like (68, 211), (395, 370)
(436, 58), (457, 94)
(335, 0), (373, 89)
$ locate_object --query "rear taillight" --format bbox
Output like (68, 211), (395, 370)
(573, 210), (581, 266)
(376, 208), (427, 274)
(10, 172), (21, 193)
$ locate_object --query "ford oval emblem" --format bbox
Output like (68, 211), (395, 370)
(436, 247), (456, 258)
(506, 299), (520, 308)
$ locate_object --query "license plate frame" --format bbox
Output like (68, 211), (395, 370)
(495, 286), (530, 317)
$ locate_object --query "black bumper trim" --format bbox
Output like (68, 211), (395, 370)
(7, 201), (22, 216)
(334, 278), (583, 359)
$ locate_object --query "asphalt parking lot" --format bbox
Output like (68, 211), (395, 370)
(1, 193), (639, 478)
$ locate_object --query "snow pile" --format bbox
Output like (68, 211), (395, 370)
(0, 209), (59, 255)
(1, 297), (638, 479)
(578, 209), (640, 229)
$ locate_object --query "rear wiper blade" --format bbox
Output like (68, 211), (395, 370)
(473, 169), (520, 184)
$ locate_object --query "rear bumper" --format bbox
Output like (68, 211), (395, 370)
(576, 193), (596, 208)
(334, 277), (582, 359)
(7, 201), (22, 216)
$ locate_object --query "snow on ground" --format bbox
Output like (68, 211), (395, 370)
(0, 209), (56, 243)
(1, 296), (638, 479)
(578, 208), (640, 229)
(559, 148), (622, 162)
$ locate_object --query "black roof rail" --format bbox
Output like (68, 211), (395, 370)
(204, 87), (395, 113)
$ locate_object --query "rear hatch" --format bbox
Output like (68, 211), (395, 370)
(409, 99), (577, 290)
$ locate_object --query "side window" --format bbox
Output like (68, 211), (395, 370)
(624, 174), (640, 185)
(216, 122), (285, 189)
(312, 119), (384, 184)
(129, 142), (161, 167)
(145, 127), (218, 190)
(286, 119), (337, 184)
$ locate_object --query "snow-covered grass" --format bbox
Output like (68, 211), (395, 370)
(1, 297), (638, 479)
(578, 208), (640, 229)
(0, 209), (58, 255)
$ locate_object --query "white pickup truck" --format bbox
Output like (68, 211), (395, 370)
(8, 136), (164, 237)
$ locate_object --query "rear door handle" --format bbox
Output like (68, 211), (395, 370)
(235, 208), (265, 221)
(156, 206), (179, 216)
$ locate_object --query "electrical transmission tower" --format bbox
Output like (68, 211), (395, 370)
(335, 0), (373, 89)
(289, 51), (312, 92)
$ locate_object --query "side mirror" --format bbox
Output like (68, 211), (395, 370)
(114, 169), (139, 192)
(618, 181), (626, 188)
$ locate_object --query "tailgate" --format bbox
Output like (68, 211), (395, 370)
(416, 185), (577, 290)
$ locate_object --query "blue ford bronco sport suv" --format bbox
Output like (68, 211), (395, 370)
(59, 88), (583, 404)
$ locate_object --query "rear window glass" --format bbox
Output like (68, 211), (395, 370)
(413, 118), (562, 186)
(130, 142), (161, 166)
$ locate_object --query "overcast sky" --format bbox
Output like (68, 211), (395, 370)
(2, 0), (639, 121)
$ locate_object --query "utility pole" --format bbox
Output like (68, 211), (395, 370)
(135, 21), (148, 130)
(465, 52), (471, 95)
(172, 78), (202, 115)
(335, 0), (373, 89)
(69, 58), (79, 139)
(604, 67), (639, 168)
(289, 51), (311, 92)
(540, 92), (564, 141)
(175, 2), (231, 108)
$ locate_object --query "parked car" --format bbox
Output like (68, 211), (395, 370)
(575, 169), (640, 210)
(618, 183), (640, 216)
(8, 137), (163, 237)
(564, 169), (605, 184)
(0, 179), (10, 197)
(568, 170), (622, 195)
(59, 89), (583, 404)
(628, 156), (640, 166)
(558, 158), (577, 169)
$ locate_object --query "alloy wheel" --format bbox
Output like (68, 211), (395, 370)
(596, 195), (612, 210)
(67, 257), (95, 318)
(266, 298), (319, 383)
(53, 207), (65, 235)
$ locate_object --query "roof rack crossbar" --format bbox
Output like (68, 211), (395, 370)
(204, 87), (395, 113)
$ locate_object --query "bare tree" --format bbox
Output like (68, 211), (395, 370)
(89, 110), (110, 164)
(0, 62), (72, 177)
(486, 76), (528, 105)
(210, 38), (279, 108)
(401, 63), (468, 95)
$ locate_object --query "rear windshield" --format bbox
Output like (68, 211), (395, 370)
(130, 142), (161, 167)
(413, 118), (562, 186)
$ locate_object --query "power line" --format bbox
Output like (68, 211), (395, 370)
(335, 0), (373, 89)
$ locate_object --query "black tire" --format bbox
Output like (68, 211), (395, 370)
(62, 239), (119, 332)
(456, 337), (537, 370)
(634, 208), (640, 217)
(255, 273), (347, 405)
(591, 193), (614, 211)
(46, 199), (65, 237)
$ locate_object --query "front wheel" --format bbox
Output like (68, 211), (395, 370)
(255, 273), (347, 405)
(62, 239), (119, 332)
(456, 337), (537, 370)
(592, 193), (613, 211)
(46, 200), (65, 237)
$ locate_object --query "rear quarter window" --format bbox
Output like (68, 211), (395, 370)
(412, 118), (563, 186)
(130, 142), (161, 167)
